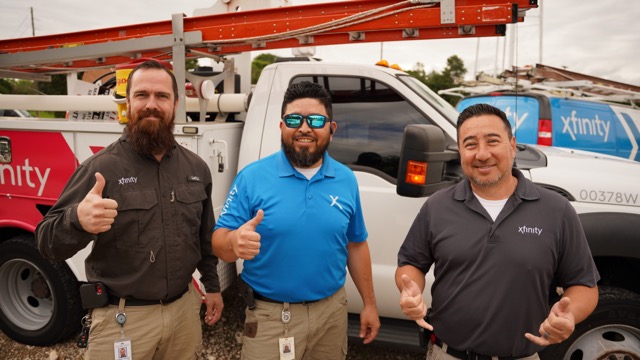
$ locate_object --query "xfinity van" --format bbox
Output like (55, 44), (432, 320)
(456, 92), (640, 162)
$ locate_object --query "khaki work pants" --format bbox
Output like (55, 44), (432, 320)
(241, 286), (348, 360)
(85, 282), (203, 360)
(428, 341), (540, 360)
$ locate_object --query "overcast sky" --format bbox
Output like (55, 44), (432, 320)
(1, 0), (639, 86)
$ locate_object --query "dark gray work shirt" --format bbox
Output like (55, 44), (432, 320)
(36, 131), (220, 300)
(397, 168), (599, 356)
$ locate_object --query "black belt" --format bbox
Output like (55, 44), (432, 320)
(108, 287), (188, 306)
(434, 337), (532, 360)
(254, 292), (320, 305)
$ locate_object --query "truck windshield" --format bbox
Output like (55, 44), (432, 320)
(398, 75), (459, 126)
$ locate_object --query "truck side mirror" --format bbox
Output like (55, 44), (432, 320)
(396, 124), (460, 197)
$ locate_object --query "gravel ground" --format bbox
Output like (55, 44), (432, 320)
(0, 282), (425, 360)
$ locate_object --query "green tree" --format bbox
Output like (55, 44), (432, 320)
(443, 55), (467, 84)
(251, 53), (278, 84)
(37, 74), (67, 95)
(406, 62), (428, 83)
(186, 59), (199, 71)
(0, 78), (41, 95)
(0, 79), (13, 94)
(408, 55), (467, 106)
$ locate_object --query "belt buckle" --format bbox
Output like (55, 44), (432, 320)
(467, 351), (478, 360)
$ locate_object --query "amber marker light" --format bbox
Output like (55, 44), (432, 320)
(405, 160), (427, 185)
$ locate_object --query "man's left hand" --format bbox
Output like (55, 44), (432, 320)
(525, 297), (575, 345)
(203, 292), (224, 326)
(359, 304), (381, 344)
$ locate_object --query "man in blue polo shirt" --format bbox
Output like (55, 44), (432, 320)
(213, 81), (380, 359)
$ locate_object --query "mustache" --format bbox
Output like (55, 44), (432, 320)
(294, 133), (317, 141)
(137, 108), (165, 119)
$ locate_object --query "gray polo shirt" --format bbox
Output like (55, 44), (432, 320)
(397, 169), (599, 356)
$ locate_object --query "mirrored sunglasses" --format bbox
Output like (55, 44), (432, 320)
(283, 114), (329, 129)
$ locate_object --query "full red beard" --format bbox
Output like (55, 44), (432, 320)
(127, 108), (176, 157)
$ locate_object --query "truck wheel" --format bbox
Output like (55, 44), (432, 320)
(540, 286), (640, 360)
(0, 235), (84, 345)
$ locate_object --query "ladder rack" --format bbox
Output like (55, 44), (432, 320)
(0, 0), (537, 78)
(439, 79), (640, 107)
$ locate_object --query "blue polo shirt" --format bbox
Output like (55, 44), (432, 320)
(215, 150), (368, 302)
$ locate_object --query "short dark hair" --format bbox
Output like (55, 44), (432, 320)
(126, 60), (179, 100)
(457, 103), (512, 139)
(281, 81), (333, 120)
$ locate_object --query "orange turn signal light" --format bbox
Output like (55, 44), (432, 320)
(405, 160), (427, 185)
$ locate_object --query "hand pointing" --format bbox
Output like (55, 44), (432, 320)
(525, 296), (575, 345)
(399, 274), (432, 330)
(77, 172), (118, 234)
(232, 209), (264, 260)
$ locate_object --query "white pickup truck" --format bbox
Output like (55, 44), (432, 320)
(1, 60), (639, 359)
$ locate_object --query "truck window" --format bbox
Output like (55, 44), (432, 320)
(292, 75), (426, 181)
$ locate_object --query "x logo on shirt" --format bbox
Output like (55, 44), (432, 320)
(329, 195), (343, 210)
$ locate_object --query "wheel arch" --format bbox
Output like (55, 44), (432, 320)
(0, 234), (84, 345)
(580, 212), (640, 258)
(0, 225), (87, 282)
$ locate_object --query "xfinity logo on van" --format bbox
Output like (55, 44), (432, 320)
(561, 111), (610, 142)
(503, 106), (527, 132)
(0, 158), (51, 196)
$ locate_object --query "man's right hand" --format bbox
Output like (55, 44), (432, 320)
(231, 209), (264, 260)
(77, 172), (118, 234)
(399, 274), (432, 330)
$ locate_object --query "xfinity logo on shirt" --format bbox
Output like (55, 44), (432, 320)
(519, 226), (543, 236)
(118, 176), (138, 185)
(329, 195), (343, 210)
(220, 185), (238, 216)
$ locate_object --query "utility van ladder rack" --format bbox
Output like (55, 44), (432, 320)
(439, 80), (640, 107)
(0, 0), (537, 79)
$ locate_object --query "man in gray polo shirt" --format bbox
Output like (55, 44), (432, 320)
(395, 103), (599, 359)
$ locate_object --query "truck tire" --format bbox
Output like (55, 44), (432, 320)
(0, 235), (84, 346)
(540, 286), (640, 359)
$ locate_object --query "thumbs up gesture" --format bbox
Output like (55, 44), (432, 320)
(232, 210), (264, 260)
(77, 172), (119, 234)
(399, 274), (432, 330)
(525, 296), (575, 345)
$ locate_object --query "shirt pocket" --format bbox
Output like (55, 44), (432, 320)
(112, 188), (158, 249)
(174, 183), (207, 239)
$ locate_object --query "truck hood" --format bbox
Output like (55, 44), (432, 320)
(527, 146), (640, 208)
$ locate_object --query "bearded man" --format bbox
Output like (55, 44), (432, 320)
(212, 81), (380, 360)
(36, 60), (223, 360)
